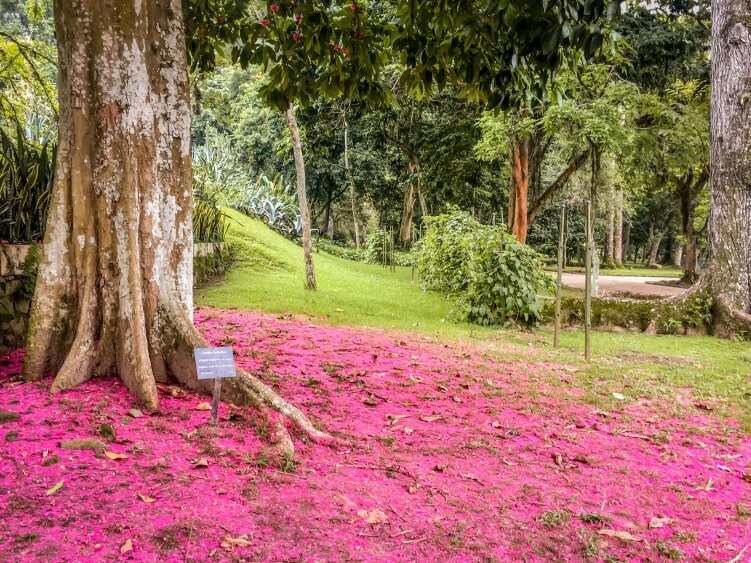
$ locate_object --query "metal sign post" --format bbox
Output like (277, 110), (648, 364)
(194, 347), (237, 426)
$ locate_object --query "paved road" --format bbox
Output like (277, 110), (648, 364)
(559, 273), (687, 297)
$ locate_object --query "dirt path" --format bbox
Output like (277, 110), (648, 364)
(561, 273), (687, 297)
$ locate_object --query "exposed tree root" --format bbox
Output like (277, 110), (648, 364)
(661, 274), (751, 339)
(712, 296), (751, 340)
(28, 298), (332, 459)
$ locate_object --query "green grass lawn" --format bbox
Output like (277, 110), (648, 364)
(198, 210), (751, 429)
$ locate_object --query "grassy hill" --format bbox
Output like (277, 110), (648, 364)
(197, 209), (464, 336)
(196, 210), (751, 429)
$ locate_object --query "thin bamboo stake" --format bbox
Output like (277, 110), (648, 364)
(584, 201), (592, 361)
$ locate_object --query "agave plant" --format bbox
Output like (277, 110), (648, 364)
(239, 174), (301, 237)
(0, 124), (54, 243)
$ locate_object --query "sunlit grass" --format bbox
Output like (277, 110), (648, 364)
(198, 209), (751, 430)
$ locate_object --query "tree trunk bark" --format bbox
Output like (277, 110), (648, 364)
(416, 180), (428, 218)
(286, 106), (317, 290)
(613, 189), (624, 267)
(708, 0), (751, 337)
(399, 160), (419, 243)
(344, 119), (360, 247)
(527, 148), (589, 225)
(605, 200), (615, 267)
(671, 243), (684, 269)
(510, 137), (529, 243)
(678, 170), (708, 283)
(647, 231), (665, 267)
(23, 0), (327, 456)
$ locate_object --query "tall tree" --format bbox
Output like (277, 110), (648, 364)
(708, 0), (751, 336)
(24, 0), (328, 457)
(286, 105), (317, 290)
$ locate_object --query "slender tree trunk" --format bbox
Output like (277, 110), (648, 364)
(680, 184), (698, 282)
(507, 171), (517, 230)
(613, 189), (624, 267)
(678, 171), (708, 283)
(22, 0), (328, 455)
(286, 106), (317, 290)
(344, 119), (360, 247)
(399, 160), (419, 243)
(527, 148), (589, 225)
(416, 180), (427, 217)
(510, 137), (529, 243)
(672, 243), (684, 269)
(322, 189), (332, 238)
(708, 0), (751, 336)
(605, 199), (615, 267)
(647, 230), (665, 268)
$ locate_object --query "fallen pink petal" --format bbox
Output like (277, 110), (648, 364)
(1, 309), (749, 561)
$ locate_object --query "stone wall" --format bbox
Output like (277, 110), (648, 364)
(0, 245), (32, 353)
(0, 243), (228, 354)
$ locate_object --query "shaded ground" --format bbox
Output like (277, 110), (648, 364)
(561, 273), (687, 298)
(1, 308), (749, 562)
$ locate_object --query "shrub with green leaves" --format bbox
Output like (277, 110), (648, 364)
(416, 209), (553, 326)
(193, 189), (227, 243)
(365, 229), (414, 267)
(0, 125), (54, 243)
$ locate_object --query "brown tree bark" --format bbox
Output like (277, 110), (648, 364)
(510, 137), (529, 243)
(343, 119), (360, 247)
(613, 189), (624, 268)
(527, 149), (589, 225)
(23, 0), (327, 456)
(708, 0), (751, 337)
(647, 228), (666, 267)
(399, 160), (419, 243)
(605, 199), (615, 267)
(677, 169), (708, 283)
(286, 106), (317, 290)
(671, 242), (684, 269)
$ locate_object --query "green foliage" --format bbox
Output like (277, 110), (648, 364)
(19, 242), (41, 300)
(545, 289), (713, 334)
(193, 190), (227, 243)
(364, 228), (386, 264)
(194, 245), (233, 287)
(0, 124), (53, 243)
(238, 174), (300, 238)
(414, 211), (478, 293)
(185, 0), (621, 110)
(365, 228), (413, 267)
(316, 238), (365, 262)
(416, 209), (552, 326)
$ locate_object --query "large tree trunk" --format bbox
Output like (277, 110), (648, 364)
(23, 0), (327, 456)
(286, 106), (317, 290)
(613, 189), (624, 267)
(708, 0), (751, 337)
(510, 137), (529, 243)
(399, 160), (419, 243)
